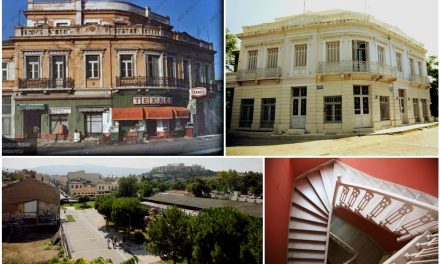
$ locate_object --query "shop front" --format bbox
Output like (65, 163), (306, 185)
(14, 98), (112, 141)
(112, 105), (190, 141)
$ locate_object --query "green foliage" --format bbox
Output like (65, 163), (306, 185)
(66, 215), (75, 222)
(214, 170), (262, 196)
(131, 230), (146, 244)
(188, 207), (261, 264)
(142, 165), (215, 181)
(427, 56), (438, 117)
(186, 178), (211, 198)
(139, 180), (154, 197)
(226, 28), (238, 72)
(50, 257), (113, 264)
(116, 176), (140, 197)
(111, 197), (147, 229)
(172, 179), (186, 190)
(78, 196), (90, 204)
(146, 206), (191, 264)
(95, 195), (115, 221)
(216, 170), (239, 192)
(120, 256), (138, 264)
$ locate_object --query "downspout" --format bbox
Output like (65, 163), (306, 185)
(388, 34), (397, 125)
(314, 21), (320, 134)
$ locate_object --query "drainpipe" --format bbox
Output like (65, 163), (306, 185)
(388, 34), (397, 125)
(314, 21), (320, 134)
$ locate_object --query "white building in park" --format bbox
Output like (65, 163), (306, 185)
(228, 10), (433, 134)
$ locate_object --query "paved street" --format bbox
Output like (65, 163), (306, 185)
(38, 134), (223, 155)
(62, 207), (160, 264)
(226, 126), (438, 156)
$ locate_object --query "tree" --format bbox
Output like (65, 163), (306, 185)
(427, 55), (438, 117)
(95, 195), (115, 225)
(188, 207), (262, 264)
(187, 178), (211, 198)
(139, 181), (154, 197)
(239, 172), (263, 196)
(217, 170), (239, 192)
(78, 195), (90, 208)
(116, 176), (139, 197)
(226, 28), (238, 72)
(111, 197), (147, 229)
(146, 206), (191, 264)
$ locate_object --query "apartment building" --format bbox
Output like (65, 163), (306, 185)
(67, 170), (101, 184)
(228, 10), (432, 134)
(2, 0), (216, 141)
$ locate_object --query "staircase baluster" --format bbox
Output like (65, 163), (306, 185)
(355, 190), (373, 214)
(346, 187), (360, 209)
(338, 186), (350, 207)
(398, 213), (436, 236)
(367, 197), (391, 221)
(381, 203), (413, 227)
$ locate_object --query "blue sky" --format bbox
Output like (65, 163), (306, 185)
(2, 157), (263, 173)
(226, 0), (438, 56)
(2, 0), (224, 78)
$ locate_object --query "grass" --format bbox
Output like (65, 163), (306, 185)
(66, 215), (75, 222)
(61, 201), (95, 210)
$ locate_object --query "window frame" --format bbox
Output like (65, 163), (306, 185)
(2, 62), (8, 81)
(247, 50), (258, 70)
(295, 44), (307, 67)
(86, 54), (100, 79)
(260, 98), (276, 129)
(266, 47), (279, 69)
(326, 41), (340, 64)
(379, 96), (390, 121)
(324, 96), (342, 123)
(119, 54), (134, 78)
(396, 52), (403, 72)
(239, 99), (254, 128)
(26, 56), (41, 80)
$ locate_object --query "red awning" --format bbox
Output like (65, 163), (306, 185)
(173, 107), (190, 119)
(143, 107), (174, 120)
(112, 107), (144, 121)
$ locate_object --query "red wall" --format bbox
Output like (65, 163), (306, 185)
(265, 158), (438, 264)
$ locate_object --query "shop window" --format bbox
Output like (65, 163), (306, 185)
(324, 96), (342, 123)
(120, 54), (133, 78)
(85, 113), (103, 135)
(380, 96), (390, 121)
(260, 98), (276, 129)
(26, 56), (40, 79)
(239, 99), (254, 128)
(50, 115), (68, 134)
(86, 55), (100, 79)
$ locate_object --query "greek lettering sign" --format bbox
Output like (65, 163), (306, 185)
(133, 96), (172, 105)
(191, 87), (207, 98)
(49, 107), (71, 114)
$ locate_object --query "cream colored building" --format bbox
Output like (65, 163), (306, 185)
(96, 178), (118, 195)
(68, 181), (97, 196)
(228, 10), (432, 134)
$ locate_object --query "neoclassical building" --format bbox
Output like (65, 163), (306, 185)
(227, 10), (432, 134)
(2, 0), (219, 141)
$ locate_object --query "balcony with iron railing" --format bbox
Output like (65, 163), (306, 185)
(318, 60), (397, 78)
(116, 76), (189, 89)
(18, 78), (74, 89)
(236, 67), (282, 82)
(409, 74), (430, 85)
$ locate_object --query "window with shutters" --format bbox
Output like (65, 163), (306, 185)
(267, 48), (278, 68)
(248, 50), (258, 70)
(239, 99), (254, 128)
(326, 42), (340, 63)
(26, 56), (40, 79)
(377, 46), (385, 65)
(409, 58), (415, 75)
(380, 96), (390, 121)
(2, 63), (7, 81)
(167, 56), (175, 78)
(295, 44), (307, 67)
(146, 54), (161, 77)
(260, 98), (276, 128)
(324, 96), (342, 123)
(120, 54), (133, 78)
(396, 53), (402, 72)
(52, 55), (66, 79)
(86, 55), (100, 79)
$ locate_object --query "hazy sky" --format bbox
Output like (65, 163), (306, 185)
(2, 157), (263, 172)
(226, 0), (438, 56)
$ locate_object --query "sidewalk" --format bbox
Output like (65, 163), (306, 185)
(371, 122), (438, 135)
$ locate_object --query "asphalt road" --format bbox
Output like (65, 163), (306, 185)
(62, 208), (132, 264)
(226, 127), (438, 156)
(37, 135), (223, 155)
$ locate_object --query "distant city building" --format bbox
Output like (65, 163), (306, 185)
(68, 181), (97, 196)
(67, 170), (101, 184)
(96, 178), (118, 195)
(35, 173), (50, 184)
(3, 178), (60, 226)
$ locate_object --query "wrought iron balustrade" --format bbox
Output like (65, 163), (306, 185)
(116, 76), (189, 88)
(19, 78), (74, 89)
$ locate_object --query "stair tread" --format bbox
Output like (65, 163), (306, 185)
(289, 219), (328, 232)
(288, 250), (326, 260)
(292, 191), (328, 219)
(289, 240), (326, 251)
(307, 171), (331, 211)
(294, 178), (329, 215)
(291, 204), (328, 224)
(289, 231), (327, 242)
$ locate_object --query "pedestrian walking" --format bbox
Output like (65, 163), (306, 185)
(113, 237), (116, 248)
(107, 238), (111, 249)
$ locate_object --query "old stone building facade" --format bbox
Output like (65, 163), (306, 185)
(228, 10), (433, 134)
(2, 0), (217, 141)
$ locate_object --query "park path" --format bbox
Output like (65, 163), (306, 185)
(62, 207), (160, 264)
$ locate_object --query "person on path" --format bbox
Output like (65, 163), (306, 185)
(113, 236), (116, 248)
(107, 238), (111, 249)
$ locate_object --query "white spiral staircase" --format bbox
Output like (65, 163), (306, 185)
(287, 160), (438, 264)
